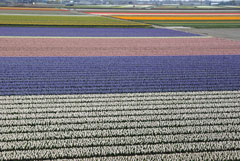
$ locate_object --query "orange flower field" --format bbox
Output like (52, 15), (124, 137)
(113, 16), (240, 20)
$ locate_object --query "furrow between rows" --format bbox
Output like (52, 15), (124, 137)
(1, 101), (239, 111)
(1, 132), (240, 151)
(1, 109), (240, 120)
(1, 124), (239, 142)
(1, 112), (239, 127)
(76, 150), (240, 161)
(0, 103), (238, 115)
(1, 118), (240, 134)
(1, 141), (240, 160)
(0, 94), (240, 106)
(0, 90), (239, 100)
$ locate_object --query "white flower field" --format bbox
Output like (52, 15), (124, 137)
(0, 91), (240, 160)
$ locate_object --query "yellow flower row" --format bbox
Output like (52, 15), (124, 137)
(113, 16), (240, 21)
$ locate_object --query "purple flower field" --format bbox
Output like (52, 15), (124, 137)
(0, 56), (240, 95)
(2, 23), (240, 161)
(0, 27), (201, 37)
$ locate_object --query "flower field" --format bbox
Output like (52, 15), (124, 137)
(1, 20), (240, 160)
(1, 56), (240, 95)
(86, 11), (240, 28)
(0, 15), (148, 27)
(1, 56), (240, 160)
(112, 14), (240, 28)
(1, 36), (240, 56)
(0, 7), (68, 11)
(0, 27), (200, 37)
(1, 91), (240, 160)
(113, 16), (240, 20)
(0, 7), (83, 15)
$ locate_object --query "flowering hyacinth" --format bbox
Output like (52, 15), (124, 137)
(1, 56), (240, 96)
(1, 37), (240, 160)
(0, 27), (200, 37)
(1, 90), (240, 160)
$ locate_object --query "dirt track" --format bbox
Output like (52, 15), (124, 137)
(176, 28), (240, 41)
